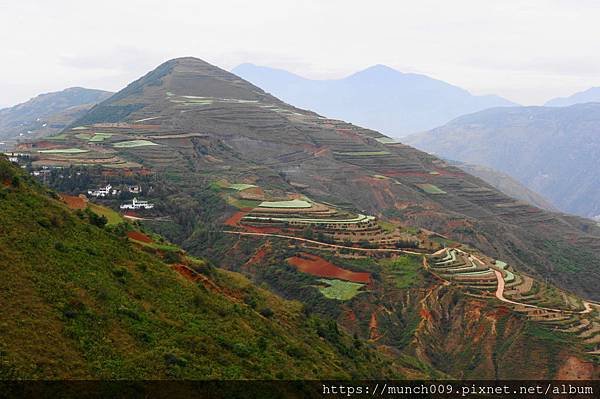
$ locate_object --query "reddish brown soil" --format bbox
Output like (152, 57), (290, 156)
(238, 187), (265, 200)
(286, 253), (371, 283)
(224, 211), (247, 227)
(244, 242), (271, 267)
(369, 311), (382, 340)
(556, 356), (598, 380)
(2, 179), (11, 187)
(127, 231), (153, 243)
(244, 225), (284, 234)
(60, 194), (88, 210)
(419, 308), (432, 321)
(171, 264), (198, 282)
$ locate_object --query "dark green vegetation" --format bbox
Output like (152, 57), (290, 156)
(0, 87), (112, 141)
(0, 158), (407, 379)
(406, 103), (600, 219)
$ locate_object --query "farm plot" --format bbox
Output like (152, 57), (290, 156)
(259, 199), (312, 208)
(317, 279), (365, 300)
(228, 183), (258, 191)
(334, 151), (391, 156)
(113, 140), (158, 148)
(88, 203), (123, 226)
(375, 137), (398, 144)
(287, 253), (371, 284)
(60, 194), (87, 210)
(38, 148), (89, 154)
(416, 183), (447, 195)
(89, 133), (114, 142)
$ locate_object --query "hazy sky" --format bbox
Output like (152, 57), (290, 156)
(1, 0), (599, 107)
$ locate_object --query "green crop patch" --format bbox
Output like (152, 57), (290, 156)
(335, 151), (391, 156)
(38, 148), (89, 154)
(89, 133), (113, 142)
(75, 133), (93, 140)
(228, 183), (258, 191)
(375, 137), (398, 144)
(88, 203), (124, 226)
(258, 199), (312, 208)
(381, 255), (423, 289)
(113, 140), (159, 148)
(317, 279), (365, 300)
(416, 183), (447, 195)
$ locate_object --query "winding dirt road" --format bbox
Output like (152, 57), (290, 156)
(222, 230), (423, 255)
(494, 270), (594, 315)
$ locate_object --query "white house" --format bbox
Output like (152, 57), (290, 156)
(120, 197), (154, 210)
(88, 184), (120, 197)
(127, 185), (142, 194)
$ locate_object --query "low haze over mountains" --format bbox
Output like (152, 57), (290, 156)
(406, 103), (600, 219)
(0, 87), (112, 141)
(232, 63), (517, 138)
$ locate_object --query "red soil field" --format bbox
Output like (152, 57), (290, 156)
(224, 211), (247, 227)
(419, 308), (432, 321)
(60, 194), (88, 210)
(244, 225), (283, 234)
(127, 231), (153, 243)
(286, 253), (371, 284)
(244, 242), (270, 267)
(171, 264), (198, 282)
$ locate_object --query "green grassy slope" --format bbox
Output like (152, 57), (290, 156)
(0, 158), (408, 379)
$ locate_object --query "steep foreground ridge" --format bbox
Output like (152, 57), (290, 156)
(0, 157), (414, 379)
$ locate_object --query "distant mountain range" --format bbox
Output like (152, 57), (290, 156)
(545, 87), (600, 106)
(405, 103), (600, 219)
(232, 63), (517, 138)
(0, 87), (112, 141)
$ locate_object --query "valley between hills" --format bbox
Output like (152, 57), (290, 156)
(3, 57), (600, 379)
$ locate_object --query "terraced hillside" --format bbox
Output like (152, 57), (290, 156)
(13, 57), (600, 377)
(22, 57), (600, 303)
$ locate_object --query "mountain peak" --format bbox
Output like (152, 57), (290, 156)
(545, 86), (600, 107)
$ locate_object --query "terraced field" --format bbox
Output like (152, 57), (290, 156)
(38, 148), (89, 154)
(429, 248), (600, 355)
(317, 279), (366, 300)
(112, 140), (159, 148)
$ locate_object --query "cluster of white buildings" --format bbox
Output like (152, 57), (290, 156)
(88, 184), (120, 197)
(120, 197), (154, 210)
(87, 184), (142, 198)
